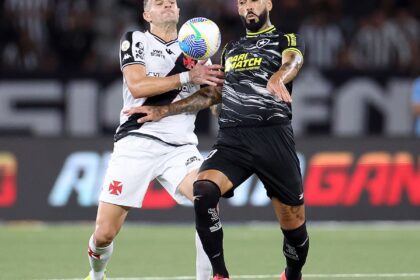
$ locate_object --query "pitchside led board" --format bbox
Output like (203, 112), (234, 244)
(0, 137), (419, 222)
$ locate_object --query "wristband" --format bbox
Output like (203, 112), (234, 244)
(179, 71), (190, 85)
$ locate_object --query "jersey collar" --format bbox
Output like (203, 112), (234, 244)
(147, 31), (178, 46)
(246, 25), (276, 38)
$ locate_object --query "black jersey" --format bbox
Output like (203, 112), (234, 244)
(219, 26), (305, 128)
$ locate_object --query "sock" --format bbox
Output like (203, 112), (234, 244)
(88, 234), (114, 280)
(195, 231), (213, 280)
(193, 180), (229, 278)
(282, 222), (309, 280)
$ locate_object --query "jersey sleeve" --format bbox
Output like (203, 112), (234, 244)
(119, 31), (147, 70)
(279, 33), (305, 58)
(220, 42), (232, 69)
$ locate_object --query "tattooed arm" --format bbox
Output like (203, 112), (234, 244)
(266, 50), (304, 103)
(124, 86), (222, 123)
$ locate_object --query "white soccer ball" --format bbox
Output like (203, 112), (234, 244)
(178, 17), (221, 60)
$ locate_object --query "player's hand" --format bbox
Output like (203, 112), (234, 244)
(189, 60), (224, 87)
(266, 73), (292, 103)
(123, 105), (169, 123)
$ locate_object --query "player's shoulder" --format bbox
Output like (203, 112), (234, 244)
(276, 31), (304, 42)
(121, 30), (147, 41)
(222, 40), (235, 52)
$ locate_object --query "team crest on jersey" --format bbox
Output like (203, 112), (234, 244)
(257, 38), (270, 48)
(134, 42), (145, 60)
(183, 56), (197, 70)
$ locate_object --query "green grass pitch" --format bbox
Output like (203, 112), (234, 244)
(1, 223), (419, 279)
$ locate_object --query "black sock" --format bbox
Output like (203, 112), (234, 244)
(282, 222), (309, 280)
(193, 180), (229, 278)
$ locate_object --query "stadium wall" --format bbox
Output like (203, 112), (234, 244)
(0, 69), (415, 137)
(0, 137), (419, 222)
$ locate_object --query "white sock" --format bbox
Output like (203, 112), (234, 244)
(88, 234), (114, 280)
(195, 231), (212, 280)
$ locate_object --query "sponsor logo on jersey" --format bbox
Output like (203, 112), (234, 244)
(121, 40), (130, 52)
(151, 49), (165, 59)
(225, 53), (263, 72)
(256, 38), (270, 48)
(147, 72), (160, 77)
(122, 54), (132, 61)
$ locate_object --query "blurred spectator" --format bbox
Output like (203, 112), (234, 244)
(1, 0), (419, 73)
(298, 0), (345, 69)
(2, 0), (54, 71)
(349, 10), (411, 71)
(47, 0), (96, 72)
(272, 0), (304, 33)
(412, 78), (420, 136)
(394, 7), (420, 71)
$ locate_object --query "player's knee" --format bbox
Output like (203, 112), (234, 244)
(94, 224), (118, 246)
(193, 180), (221, 208)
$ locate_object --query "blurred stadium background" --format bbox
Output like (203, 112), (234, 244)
(0, 0), (420, 279)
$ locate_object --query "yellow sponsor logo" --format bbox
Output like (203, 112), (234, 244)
(225, 53), (263, 72)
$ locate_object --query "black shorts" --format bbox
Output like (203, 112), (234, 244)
(200, 124), (304, 206)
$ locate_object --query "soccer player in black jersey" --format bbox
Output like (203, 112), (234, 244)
(126, 0), (308, 279)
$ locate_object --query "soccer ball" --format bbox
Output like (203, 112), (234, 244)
(178, 17), (221, 60)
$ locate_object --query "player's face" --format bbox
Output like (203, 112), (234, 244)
(237, 0), (272, 32)
(144, 0), (180, 26)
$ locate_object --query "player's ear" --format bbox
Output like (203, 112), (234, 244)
(267, 0), (273, 12)
(143, 11), (151, 23)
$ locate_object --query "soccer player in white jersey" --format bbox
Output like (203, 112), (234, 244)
(84, 1), (223, 279)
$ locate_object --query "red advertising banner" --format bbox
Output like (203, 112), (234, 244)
(0, 137), (419, 221)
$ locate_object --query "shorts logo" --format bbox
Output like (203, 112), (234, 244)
(206, 149), (218, 159)
(185, 156), (200, 166)
(109, 180), (123, 196)
(122, 54), (132, 61)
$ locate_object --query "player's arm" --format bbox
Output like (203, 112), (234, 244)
(123, 61), (223, 99)
(124, 86), (222, 123)
(120, 32), (223, 99)
(267, 33), (305, 103)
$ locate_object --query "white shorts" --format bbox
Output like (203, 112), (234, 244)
(99, 135), (203, 208)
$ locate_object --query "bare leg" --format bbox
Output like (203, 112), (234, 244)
(87, 202), (129, 280)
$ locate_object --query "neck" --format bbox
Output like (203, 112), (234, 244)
(150, 23), (177, 42)
(255, 19), (272, 33)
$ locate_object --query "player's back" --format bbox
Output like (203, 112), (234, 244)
(116, 30), (201, 146)
(220, 26), (305, 128)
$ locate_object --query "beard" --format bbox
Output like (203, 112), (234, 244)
(240, 9), (268, 32)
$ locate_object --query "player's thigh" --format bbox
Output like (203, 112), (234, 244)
(272, 198), (306, 230)
(177, 168), (199, 201)
(253, 125), (304, 205)
(95, 201), (130, 242)
(156, 144), (203, 205)
(100, 136), (160, 208)
(198, 146), (253, 196)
